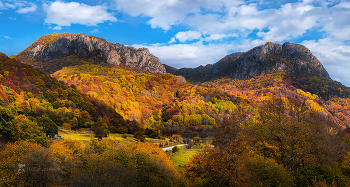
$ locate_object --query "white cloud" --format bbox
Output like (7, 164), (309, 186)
(16, 4), (36, 13)
(4, 35), (11, 39)
(53, 26), (61, 30)
(0, 1), (5, 9)
(168, 37), (175, 43)
(133, 41), (230, 68)
(90, 28), (99, 33)
(5, 2), (15, 9)
(44, 1), (117, 27)
(8, 17), (16, 20)
(175, 30), (202, 42)
(112, 0), (244, 30)
(302, 38), (350, 86)
(0, 1), (37, 13)
(132, 39), (263, 69)
(204, 33), (237, 41)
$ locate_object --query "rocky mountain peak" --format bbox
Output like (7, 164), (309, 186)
(167, 42), (331, 83)
(16, 33), (166, 74)
(236, 41), (330, 79)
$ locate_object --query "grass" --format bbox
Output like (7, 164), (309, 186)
(58, 128), (169, 146)
(169, 145), (204, 173)
(58, 128), (95, 145)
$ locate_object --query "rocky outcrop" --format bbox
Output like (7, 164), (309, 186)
(229, 42), (330, 79)
(169, 42), (330, 83)
(16, 33), (166, 74)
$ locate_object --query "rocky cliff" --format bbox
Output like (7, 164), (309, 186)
(16, 33), (166, 74)
(168, 42), (330, 83)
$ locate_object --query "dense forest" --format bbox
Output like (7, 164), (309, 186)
(0, 53), (125, 144)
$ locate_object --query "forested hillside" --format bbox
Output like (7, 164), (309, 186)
(200, 71), (350, 127)
(0, 53), (125, 144)
(53, 64), (239, 138)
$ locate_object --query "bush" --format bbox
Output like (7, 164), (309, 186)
(172, 146), (179, 153)
(293, 163), (347, 187)
(246, 155), (293, 187)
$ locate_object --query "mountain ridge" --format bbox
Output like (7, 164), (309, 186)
(16, 33), (166, 75)
(167, 42), (330, 83)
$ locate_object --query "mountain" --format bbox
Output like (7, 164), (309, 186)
(168, 42), (330, 83)
(16, 33), (166, 74)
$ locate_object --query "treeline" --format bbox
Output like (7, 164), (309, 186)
(0, 140), (181, 187)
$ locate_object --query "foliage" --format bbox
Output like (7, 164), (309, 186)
(246, 154), (293, 187)
(0, 53), (126, 144)
(0, 106), (15, 137)
(53, 64), (238, 138)
(0, 139), (181, 187)
(185, 96), (349, 186)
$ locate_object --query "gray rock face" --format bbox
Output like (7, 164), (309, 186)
(168, 42), (330, 82)
(231, 42), (330, 79)
(17, 33), (166, 74)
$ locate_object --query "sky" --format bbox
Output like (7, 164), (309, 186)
(0, 0), (350, 86)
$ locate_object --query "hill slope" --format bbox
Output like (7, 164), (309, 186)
(0, 53), (125, 144)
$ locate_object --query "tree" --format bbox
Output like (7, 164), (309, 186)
(14, 115), (48, 146)
(134, 129), (145, 142)
(0, 106), (15, 138)
(246, 155), (293, 187)
(36, 115), (58, 136)
(172, 146), (179, 153)
(250, 97), (347, 170)
(20, 148), (61, 187)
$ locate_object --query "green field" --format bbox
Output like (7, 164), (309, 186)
(58, 128), (171, 146)
(169, 146), (204, 173)
(58, 128), (95, 145)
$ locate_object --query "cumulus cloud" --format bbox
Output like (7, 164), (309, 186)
(44, 1), (117, 27)
(4, 35), (11, 39)
(302, 38), (350, 86)
(112, 0), (244, 30)
(175, 30), (202, 42)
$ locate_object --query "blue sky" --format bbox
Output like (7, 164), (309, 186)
(1, 0), (350, 86)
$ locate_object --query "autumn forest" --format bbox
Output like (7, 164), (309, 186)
(1, 33), (350, 187)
